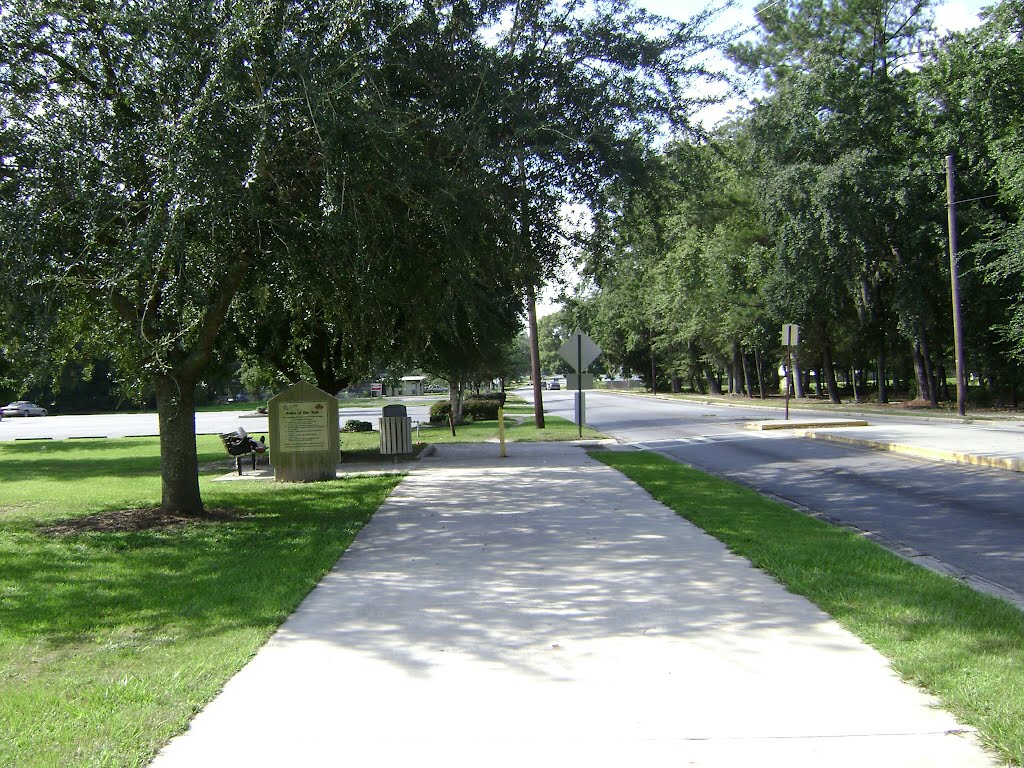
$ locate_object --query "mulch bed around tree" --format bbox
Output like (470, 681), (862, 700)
(39, 507), (243, 536)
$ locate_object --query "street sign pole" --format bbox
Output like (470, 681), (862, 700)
(558, 330), (601, 438)
(577, 333), (584, 437)
(785, 345), (791, 421)
(782, 324), (799, 421)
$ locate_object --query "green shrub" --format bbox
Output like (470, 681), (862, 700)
(341, 419), (373, 432)
(464, 398), (501, 421)
(429, 400), (451, 424)
(428, 397), (503, 424)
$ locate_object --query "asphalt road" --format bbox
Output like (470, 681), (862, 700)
(526, 388), (1024, 601)
(0, 402), (435, 442)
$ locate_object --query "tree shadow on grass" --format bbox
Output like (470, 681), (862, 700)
(0, 437), (228, 483)
(0, 477), (401, 647)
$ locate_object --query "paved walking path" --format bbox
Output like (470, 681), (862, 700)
(152, 442), (997, 767)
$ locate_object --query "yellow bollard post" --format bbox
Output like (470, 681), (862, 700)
(498, 406), (507, 458)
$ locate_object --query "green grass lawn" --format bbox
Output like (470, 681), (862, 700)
(0, 435), (401, 767)
(593, 449), (1024, 766)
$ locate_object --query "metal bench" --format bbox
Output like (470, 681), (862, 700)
(219, 431), (266, 475)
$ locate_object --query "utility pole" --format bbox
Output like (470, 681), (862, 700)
(519, 152), (545, 430)
(946, 155), (967, 417)
(526, 283), (546, 430)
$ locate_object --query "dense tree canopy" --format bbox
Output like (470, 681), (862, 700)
(924, 1), (1024, 359)
(576, 0), (1024, 407)
(0, 0), (724, 511)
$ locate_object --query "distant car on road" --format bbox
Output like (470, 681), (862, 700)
(2, 400), (48, 417)
(548, 380), (561, 390)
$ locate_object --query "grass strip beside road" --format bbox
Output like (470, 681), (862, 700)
(334, 415), (602, 460)
(594, 449), (1024, 766)
(0, 436), (401, 768)
(417, 415), (603, 444)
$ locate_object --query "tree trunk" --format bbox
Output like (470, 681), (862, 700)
(821, 340), (841, 404)
(704, 362), (723, 395)
(754, 348), (766, 398)
(526, 284), (545, 429)
(877, 341), (888, 403)
(921, 337), (938, 407)
(792, 346), (806, 398)
(449, 380), (465, 424)
(671, 374), (681, 394)
(911, 339), (935, 405)
(153, 373), (203, 514)
(650, 343), (657, 395)
(687, 343), (704, 394)
(303, 334), (342, 395)
(730, 341), (744, 395)
(741, 347), (755, 398)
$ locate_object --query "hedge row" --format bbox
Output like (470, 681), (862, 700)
(429, 393), (506, 424)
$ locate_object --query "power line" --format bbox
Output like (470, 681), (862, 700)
(952, 193), (1000, 206)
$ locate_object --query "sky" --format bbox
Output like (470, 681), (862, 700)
(533, 0), (989, 318)
(637, 0), (989, 34)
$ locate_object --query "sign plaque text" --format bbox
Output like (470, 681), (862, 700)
(279, 402), (331, 452)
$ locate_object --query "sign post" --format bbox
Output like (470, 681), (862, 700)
(558, 330), (602, 438)
(781, 324), (800, 421)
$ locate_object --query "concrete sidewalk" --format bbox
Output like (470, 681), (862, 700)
(152, 442), (996, 767)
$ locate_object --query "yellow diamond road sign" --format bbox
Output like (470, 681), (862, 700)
(558, 330), (601, 372)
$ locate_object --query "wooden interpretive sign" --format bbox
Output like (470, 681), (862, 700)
(268, 381), (340, 482)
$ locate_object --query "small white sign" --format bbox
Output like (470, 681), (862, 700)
(558, 330), (602, 372)
(782, 324), (800, 346)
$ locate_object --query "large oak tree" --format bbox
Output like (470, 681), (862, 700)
(1, 0), (727, 512)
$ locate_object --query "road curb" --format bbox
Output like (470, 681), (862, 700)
(746, 419), (868, 430)
(605, 389), (1024, 425)
(803, 431), (1024, 473)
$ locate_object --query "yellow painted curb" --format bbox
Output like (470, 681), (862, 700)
(803, 432), (1024, 473)
(746, 420), (868, 431)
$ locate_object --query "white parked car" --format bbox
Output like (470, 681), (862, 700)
(2, 400), (48, 417)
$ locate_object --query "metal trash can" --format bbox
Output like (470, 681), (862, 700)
(379, 404), (413, 455)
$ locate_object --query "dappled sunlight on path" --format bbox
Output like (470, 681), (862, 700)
(152, 442), (995, 767)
